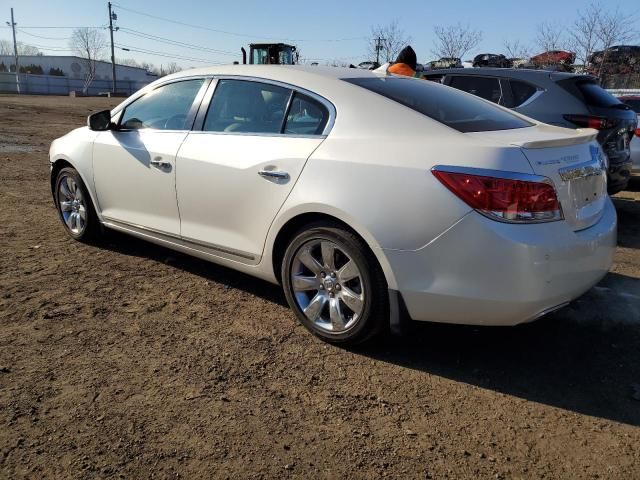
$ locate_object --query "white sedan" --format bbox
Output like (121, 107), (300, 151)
(49, 65), (616, 345)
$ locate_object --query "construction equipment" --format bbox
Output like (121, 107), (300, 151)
(241, 43), (297, 65)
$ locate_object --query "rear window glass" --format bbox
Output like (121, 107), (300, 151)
(449, 76), (503, 104)
(344, 76), (532, 133)
(509, 80), (538, 107)
(576, 81), (622, 108)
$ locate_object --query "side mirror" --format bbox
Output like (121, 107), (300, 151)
(87, 110), (113, 131)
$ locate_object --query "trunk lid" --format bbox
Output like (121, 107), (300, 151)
(467, 124), (608, 231)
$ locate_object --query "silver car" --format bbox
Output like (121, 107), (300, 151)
(618, 96), (640, 172)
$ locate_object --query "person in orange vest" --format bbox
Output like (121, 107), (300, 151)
(387, 46), (418, 77)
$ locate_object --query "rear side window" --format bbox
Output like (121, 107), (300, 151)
(284, 92), (329, 135)
(204, 79), (291, 134)
(508, 80), (538, 107)
(576, 81), (621, 108)
(449, 76), (503, 105)
(344, 77), (532, 133)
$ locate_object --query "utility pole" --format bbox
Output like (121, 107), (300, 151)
(108, 2), (117, 94)
(375, 36), (385, 65)
(7, 7), (20, 94)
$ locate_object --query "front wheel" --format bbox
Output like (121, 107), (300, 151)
(281, 222), (388, 345)
(54, 167), (99, 242)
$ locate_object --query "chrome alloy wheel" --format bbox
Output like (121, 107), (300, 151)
(290, 239), (365, 333)
(57, 174), (87, 235)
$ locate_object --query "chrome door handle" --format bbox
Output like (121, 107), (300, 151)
(258, 169), (289, 180)
(150, 159), (171, 170)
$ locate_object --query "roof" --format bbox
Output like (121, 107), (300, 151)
(422, 67), (588, 81)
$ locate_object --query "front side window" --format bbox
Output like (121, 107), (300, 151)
(120, 79), (205, 130)
(284, 93), (329, 135)
(449, 76), (503, 105)
(345, 76), (532, 133)
(204, 80), (291, 134)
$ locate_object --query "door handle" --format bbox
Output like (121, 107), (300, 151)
(258, 169), (289, 181)
(150, 159), (171, 170)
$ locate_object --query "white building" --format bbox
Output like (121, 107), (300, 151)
(0, 55), (157, 83)
(0, 55), (159, 95)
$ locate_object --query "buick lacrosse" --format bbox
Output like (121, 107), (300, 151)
(50, 65), (616, 344)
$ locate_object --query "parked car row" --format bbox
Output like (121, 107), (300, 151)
(50, 64), (621, 345)
(423, 68), (638, 193)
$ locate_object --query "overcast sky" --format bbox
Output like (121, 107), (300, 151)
(1, 0), (638, 68)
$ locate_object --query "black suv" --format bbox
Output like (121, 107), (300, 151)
(423, 68), (638, 193)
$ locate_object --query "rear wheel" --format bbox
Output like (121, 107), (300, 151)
(281, 222), (388, 345)
(54, 167), (99, 242)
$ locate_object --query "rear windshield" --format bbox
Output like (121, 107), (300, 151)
(344, 76), (533, 133)
(576, 81), (622, 108)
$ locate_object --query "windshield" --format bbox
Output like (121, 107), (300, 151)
(576, 81), (622, 108)
(344, 76), (533, 133)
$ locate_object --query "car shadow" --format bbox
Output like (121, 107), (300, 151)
(99, 230), (287, 307)
(98, 232), (640, 427)
(358, 271), (640, 427)
(613, 195), (640, 249)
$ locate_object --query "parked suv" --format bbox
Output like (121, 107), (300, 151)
(423, 68), (638, 193)
(618, 96), (640, 172)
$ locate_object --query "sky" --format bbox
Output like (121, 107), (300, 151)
(1, 0), (637, 69)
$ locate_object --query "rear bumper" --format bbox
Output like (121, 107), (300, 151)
(385, 199), (617, 326)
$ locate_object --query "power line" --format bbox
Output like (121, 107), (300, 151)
(118, 27), (238, 57)
(16, 28), (69, 40)
(111, 3), (366, 43)
(115, 43), (226, 64)
(112, 4), (288, 41)
(7, 25), (104, 29)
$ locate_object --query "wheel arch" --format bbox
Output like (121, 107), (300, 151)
(268, 207), (398, 291)
(50, 156), (102, 219)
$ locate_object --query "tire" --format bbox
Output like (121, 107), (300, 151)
(54, 167), (99, 243)
(281, 222), (388, 345)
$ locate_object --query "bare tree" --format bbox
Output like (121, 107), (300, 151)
(567, 3), (604, 68)
(368, 20), (412, 63)
(0, 40), (41, 56)
(164, 62), (181, 75)
(596, 6), (637, 76)
(432, 23), (482, 60)
(119, 58), (140, 67)
(535, 22), (567, 54)
(503, 39), (531, 59)
(69, 28), (107, 94)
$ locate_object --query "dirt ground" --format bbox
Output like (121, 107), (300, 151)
(0, 94), (639, 479)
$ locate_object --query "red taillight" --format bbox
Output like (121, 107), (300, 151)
(432, 170), (562, 223)
(635, 128), (640, 137)
(563, 114), (616, 130)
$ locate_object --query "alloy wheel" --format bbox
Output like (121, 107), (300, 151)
(57, 174), (87, 235)
(290, 239), (365, 333)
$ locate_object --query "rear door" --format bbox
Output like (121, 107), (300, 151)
(93, 78), (207, 234)
(175, 78), (332, 262)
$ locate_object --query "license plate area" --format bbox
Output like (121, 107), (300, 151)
(559, 160), (607, 218)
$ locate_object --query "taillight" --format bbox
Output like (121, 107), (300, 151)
(635, 128), (640, 137)
(432, 168), (563, 223)
(563, 114), (617, 130)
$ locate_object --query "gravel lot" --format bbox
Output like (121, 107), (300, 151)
(1, 94), (639, 479)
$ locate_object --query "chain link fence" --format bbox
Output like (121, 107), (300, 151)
(0, 72), (152, 96)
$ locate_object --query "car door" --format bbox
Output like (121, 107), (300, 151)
(93, 78), (208, 234)
(175, 78), (332, 263)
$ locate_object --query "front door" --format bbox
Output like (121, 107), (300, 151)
(175, 79), (331, 262)
(93, 78), (206, 234)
